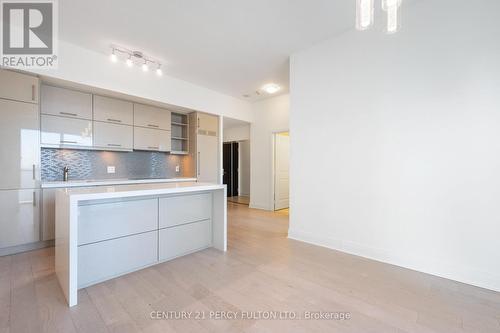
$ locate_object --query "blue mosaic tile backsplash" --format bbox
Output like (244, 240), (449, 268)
(41, 148), (193, 181)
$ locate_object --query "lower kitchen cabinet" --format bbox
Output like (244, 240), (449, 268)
(159, 193), (212, 228)
(159, 219), (212, 261)
(78, 230), (158, 288)
(0, 189), (40, 249)
(78, 198), (157, 245)
(41, 188), (56, 241)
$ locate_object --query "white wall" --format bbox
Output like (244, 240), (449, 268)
(223, 125), (250, 142)
(289, 0), (500, 292)
(239, 141), (251, 196)
(27, 40), (253, 122)
(250, 94), (289, 210)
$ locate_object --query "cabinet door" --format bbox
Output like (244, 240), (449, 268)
(41, 115), (93, 148)
(133, 127), (171, 152)
(78, 231), (158, 288)
(0, 99), (40, 190)
(93, 122), (133, 151)
(0, 69), (39, 104)
(93, 95), (133, 125)
(78, 198), (157, 245)
(197, 113), (218, 134)
(197, 134), (219, 183)
(0, 189), (40, 249)
(159, 193), (212, 228)
(41, 188), (56, 241)
(159, 220), (211, 261)
(133, 104), (171, 130)
(41, 85), (92, 120)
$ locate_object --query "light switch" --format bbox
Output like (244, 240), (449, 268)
(107, 166), (116, 174)
(175, 165), (180, 173)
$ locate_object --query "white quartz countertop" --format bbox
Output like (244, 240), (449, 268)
(59, 182), (225, 201)
(41, 177), (197, 188)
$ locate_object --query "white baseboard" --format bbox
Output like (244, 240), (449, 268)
(249, 202), (272, 211)
(288, 229), (500, 293)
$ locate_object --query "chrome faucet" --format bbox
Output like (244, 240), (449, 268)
(63, 166), (69, 181)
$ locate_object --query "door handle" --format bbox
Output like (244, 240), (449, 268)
(33, 191), (36, 207)
(198, 152), (200, 176)
(32, 164), (36, 180)
(31, 85), (36, 101)
(59, 112), (78, 117)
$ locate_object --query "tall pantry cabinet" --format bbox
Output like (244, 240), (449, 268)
(0, 69), (41, 255)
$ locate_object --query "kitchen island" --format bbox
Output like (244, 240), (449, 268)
(55, 182), (226, 307)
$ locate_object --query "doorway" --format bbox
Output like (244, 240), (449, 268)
(274, 132), (290, 211)
(223, 142), (239, 197)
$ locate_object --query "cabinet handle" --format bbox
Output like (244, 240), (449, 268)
(107, 118), (122, 123)
(107, 144), (122, 147)
(147, 124), (159, 128)
(60, 112), (78, 117)
(32, 164), (36, 180)
(31, 85), (36, 101)
(60, 140), (77, 144)
(33, 191), (36, 207)
(198, 152), (200, 176)
(148, 146), (159, 150)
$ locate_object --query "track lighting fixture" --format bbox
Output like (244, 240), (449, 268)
(356, 0), (402, 34)
(109, 45), (163, 76)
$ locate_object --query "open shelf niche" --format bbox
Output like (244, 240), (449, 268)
(170, 112), (189, 154)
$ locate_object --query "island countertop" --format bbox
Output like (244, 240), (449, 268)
(59, 181), (225, 201)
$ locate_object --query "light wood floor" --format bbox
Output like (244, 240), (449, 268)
(227, 196), (250, 205)
(1, 203), (499, 332)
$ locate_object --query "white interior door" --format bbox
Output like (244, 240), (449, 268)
(274, 133), (289, 210)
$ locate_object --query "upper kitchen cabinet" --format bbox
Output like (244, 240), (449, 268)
(41, 85), (92, 120)
(93, 121), (133, 151)
(0, 69), (39, 104)
(41, 115), (93, 148)
(133, 127), (171, 152)
(93, 95), (133, 125)
(197, 112), (218, 135)
(133, 103), (171, 130)
(0, 99), (40, 190)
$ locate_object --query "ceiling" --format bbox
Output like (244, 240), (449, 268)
(59, 1), (356, 101)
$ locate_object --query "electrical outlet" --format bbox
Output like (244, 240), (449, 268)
(175, 165), (180, 173)
(107, 166), (116, 174)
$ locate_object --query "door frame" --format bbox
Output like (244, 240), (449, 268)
(272, 130), (290, 211)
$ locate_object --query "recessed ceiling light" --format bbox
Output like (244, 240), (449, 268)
(261, 83), (281, 94)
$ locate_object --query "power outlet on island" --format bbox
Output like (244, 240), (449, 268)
(107, 166), (116, 174)
(175, 165), (180, 173)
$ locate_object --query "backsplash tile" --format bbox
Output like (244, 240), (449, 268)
(41, 148), (193, 181)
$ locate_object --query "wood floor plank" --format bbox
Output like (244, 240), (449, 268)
(70, 289), (109, 333)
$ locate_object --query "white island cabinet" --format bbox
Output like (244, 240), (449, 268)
(55, 182), (226, 307)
